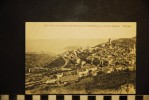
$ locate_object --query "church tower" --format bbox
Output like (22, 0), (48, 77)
(109, 38), (111, 45)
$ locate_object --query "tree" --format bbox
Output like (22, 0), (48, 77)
(78, 77), (95, 94)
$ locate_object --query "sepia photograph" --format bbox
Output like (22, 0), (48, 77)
(25, 22), (136, 94)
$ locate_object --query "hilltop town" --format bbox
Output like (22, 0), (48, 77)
(25, 37), (136, 94)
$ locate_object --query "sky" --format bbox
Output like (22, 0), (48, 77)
(25, 22), (136, 54)
(26, 22), (136, 40)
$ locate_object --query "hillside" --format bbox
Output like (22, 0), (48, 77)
(45, 57), (65, 68)
(26, 37), (136, 70)
(25, 53), (55, 68)
(62, 36), (136, 68)
(25, 37), (136, 94)
(111, 37), (136, 47)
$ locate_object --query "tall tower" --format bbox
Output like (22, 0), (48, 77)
(109, 38), (111, 45)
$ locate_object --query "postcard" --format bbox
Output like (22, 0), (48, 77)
(25, 22), (136, 94)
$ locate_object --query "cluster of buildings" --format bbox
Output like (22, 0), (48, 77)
(77, 64), (98, 77)
(26, 38), (136, 89)
(63, 38), (135, 68)
(61, 38), (136, 77)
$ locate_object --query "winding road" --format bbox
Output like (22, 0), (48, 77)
(61, 55), (69, 68)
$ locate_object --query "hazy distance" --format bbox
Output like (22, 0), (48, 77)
(26, 39), (109, 54)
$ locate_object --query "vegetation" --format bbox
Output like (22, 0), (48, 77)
(93, 70), (136, 90)
(66, 70), (135, 94)
(112, 37), (136, 48)
(66, 77), (95, 94)
(26, 53), (54, 68)
(46, 57), (65, 68)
